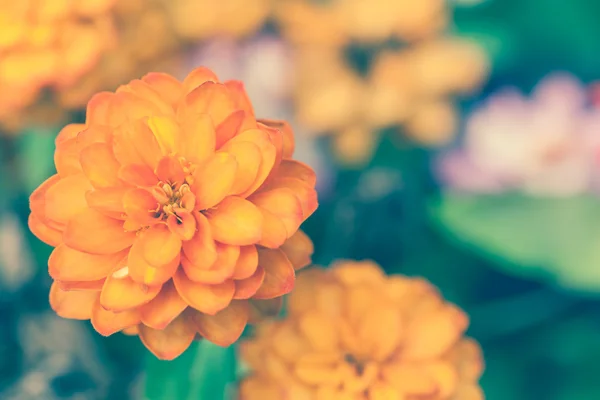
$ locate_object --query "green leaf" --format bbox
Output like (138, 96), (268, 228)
(431, 193), (600, 293)
(144, 341), (237, 400)
(17, 127), (58, 194)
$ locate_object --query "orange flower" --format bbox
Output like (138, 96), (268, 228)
(0, 0), (117, 130)
(239, 261), (484, 400)
(28, 67), (318, 360)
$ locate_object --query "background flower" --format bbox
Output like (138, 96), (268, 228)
(239, 261), (484, 400)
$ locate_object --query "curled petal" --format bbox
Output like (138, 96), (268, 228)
(139, 313), (196, 361)
(215, 110), (246, 148)
(258, 119), (295, 159)
(166, 210), (196, 241)
(182, 67), (219, 93)
(182, 243), (239, 284)
(274, 160), (317, 187)
(191, 300), (250, 347)
(140, 280), (188, 330)
(49, 244), (127, 281)
(173, 269), (235, 315)
(206, 196), (263, 246)
(56, 123), (85, 145)
(28, 214), (62, 247)
(80, 143), (121, 188)
(227, 129), (277, 198)
(250, 188), (303, 245)
(91, 298), (140, 336)
(122, 188), (160, 229)
(280, 230), (314, 270)
(182, 212), (217, 269)
(50, 282), (97, 320)
(100, 266), (162, 312)
(234, 266), (265, 300)
(192, 152), (238, 210)
(233, 245), (259, 280)
(30, 174), (62, 227)
(64, 209), (135, 255)
(253, 248), (295, 300)
(220, 141), (261, 195)
(45, 174), (93, 226)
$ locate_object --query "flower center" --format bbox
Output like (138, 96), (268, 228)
(151, 182), (194, 222)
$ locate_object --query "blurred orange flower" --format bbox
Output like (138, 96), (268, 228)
(0, 0), (117, 130)
(276, 0), (488, 164)
(239, 261), (484, 399)
(28, 66), (318, 360)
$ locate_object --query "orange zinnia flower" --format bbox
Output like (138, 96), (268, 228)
(28, 67), (318, 360)
(239, 261), (484, 399)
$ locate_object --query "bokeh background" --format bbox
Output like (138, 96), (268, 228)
(3, 0), (600, 399)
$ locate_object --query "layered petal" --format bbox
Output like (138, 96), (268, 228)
(64, 209), (135, 254)
(45, 174), (93, 225)
(49, 282), (97, 320)
(253, 248), (295, 299)
(191, 300), (250, 347)
(192, 152), (238, 210)
(80, 143), (121, 188)
(140, 280), (188, 330)
(100, 266), (162, 311)
(48, 244), (127, 281)
(139, 314), (196, 361)
(91, 298), (140, 336)
(173, 269), (235, 315)
(205, 196), (263, 246)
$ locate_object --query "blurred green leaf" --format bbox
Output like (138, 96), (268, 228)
(144, 341), (236, 400)
(431, 194), (600, 293)
(17, 127), (58, 194)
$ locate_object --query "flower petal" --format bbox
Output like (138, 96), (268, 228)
(156, 155), (185, 184)
(140, 280), (188, 329)
(248, 297), (283, 323)
(215, 109), (246, 148)
(166, 210), (196, 241)
(122, 188), (160, 229)
(265, 177), (318, 219)
(58, 280), (104, 291)
(233, 245), (258, 280)
(128, 240), (180, 286)
(220, 141), (261, 195)
(182, 67), (219, 93)
(118, 79), (174, 116)
(179, 113), (216, 163)
(249, 188), (303, 245)
(142, 72), (182, 107)
(85, 187), (128, 219)
(226, 129), (277, 198)
(86, 92), (114, 125)
(181, 81), (236, 127)
(182, 211), (217, 269)
(192, 152), (238, 210)
(108, 91), (163, 127)
(49, 282), (97, 320)
(258, 119), (295, 159)
(28, 213), (62, 247)
(148, 116), (180, 155)
(91, 298), (141, 336)
(253, 248), (295, 300)
(30, 174), (61, 225)
(100, 266), (162, 312)
(45, 174), (93, 226)
(64, 209), (135, 254)
(138, 313), (195, 360)
(191, 300), (249, 347)
(112, 120), (162, 167)
(182, 242), (238, 284)
(274, 160), (316, 187)
(139, 224), (182, 267)
(224, 80), (255, 117)
(206, 196), (262, 246)
(234, 266), (265, 300)
(280, 230), (314, 270)
(49, 244), (127, 281)
(173, 269), (235, 315)
(80, 143), (121, 188)
(118, 164), (159, 187)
